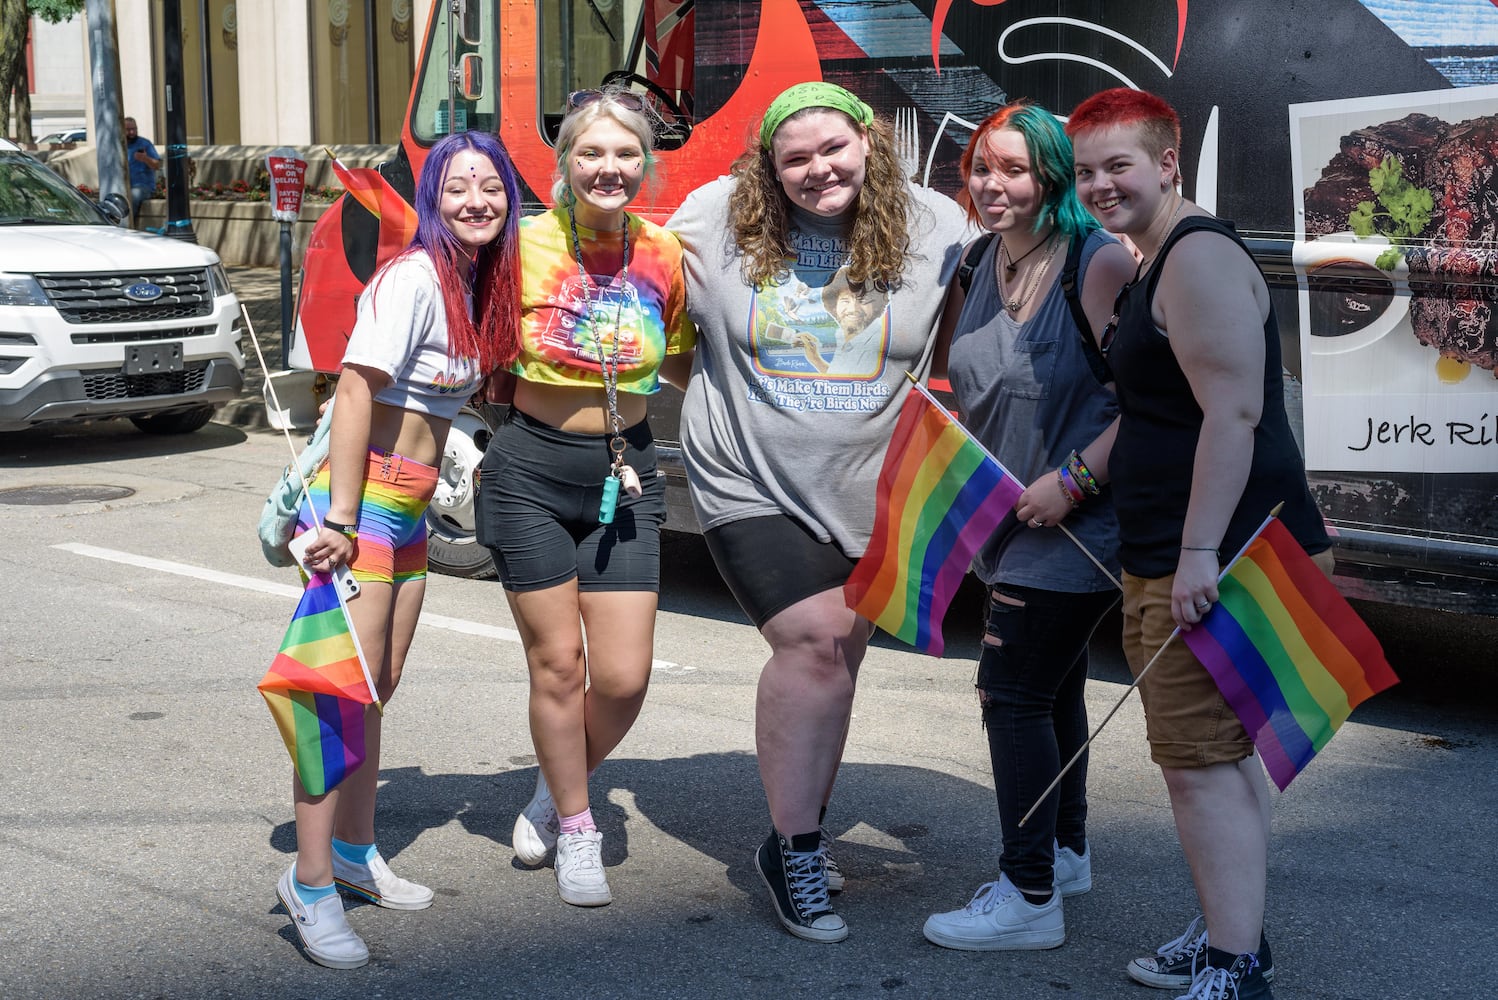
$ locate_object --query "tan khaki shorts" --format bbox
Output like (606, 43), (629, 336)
(1121, 548), (1335, 769)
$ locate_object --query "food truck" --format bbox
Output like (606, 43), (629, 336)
(289, 0), (1498, 614)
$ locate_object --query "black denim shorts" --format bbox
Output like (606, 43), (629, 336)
(475, 408), (666, 592)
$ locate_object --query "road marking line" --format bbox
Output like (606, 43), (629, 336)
(53, 543), (684, 671)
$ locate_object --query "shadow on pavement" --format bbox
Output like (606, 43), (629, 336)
(0, 418), (247, 468)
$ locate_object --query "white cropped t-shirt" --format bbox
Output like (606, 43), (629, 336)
(340, 252), (482, 421)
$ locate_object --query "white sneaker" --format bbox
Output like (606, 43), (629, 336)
(1053, 840), (1092, 897)
(513, 771), (559, 866)
(555, 830), (612, 906)
(277, 865), (370, 969)
(922, 873), (1066, 951)
(332, 850), (434, 910)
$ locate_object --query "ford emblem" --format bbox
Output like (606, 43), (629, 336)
(123, 282), (164, 302)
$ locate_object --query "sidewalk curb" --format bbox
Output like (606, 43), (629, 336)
(215, 398), (271, 432)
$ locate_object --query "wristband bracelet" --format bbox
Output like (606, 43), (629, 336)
(1066, 449), (1101, 496)
(1181, 545), (1218, 555)
(1055, 469), (1082, 508)
(322, 518), (358, 540)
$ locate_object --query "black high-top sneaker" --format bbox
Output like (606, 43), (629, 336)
(1128, 916), (1276, 990)
(818, 806), (845, 893)
(1178, 945), (1274, 1000)
(754, 828), (847, 942)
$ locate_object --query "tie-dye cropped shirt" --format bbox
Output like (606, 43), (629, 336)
(510, 206), (695, 394)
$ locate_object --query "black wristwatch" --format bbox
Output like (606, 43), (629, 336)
(322, 518), (358, 540)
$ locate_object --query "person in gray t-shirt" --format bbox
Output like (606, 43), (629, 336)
(668, 82), (968, 944)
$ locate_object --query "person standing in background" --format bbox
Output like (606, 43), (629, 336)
(123, 117), (160, 226)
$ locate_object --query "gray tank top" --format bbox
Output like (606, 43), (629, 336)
(947, 228), (1121, 592)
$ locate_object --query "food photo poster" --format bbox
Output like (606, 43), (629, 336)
(1290, 81), (1498, 475)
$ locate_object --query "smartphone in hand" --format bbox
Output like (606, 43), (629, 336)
(288, 530), (362, 599)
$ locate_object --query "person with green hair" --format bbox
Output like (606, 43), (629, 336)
(923, 100), (1135, 952)
(668, 81), (969, 943)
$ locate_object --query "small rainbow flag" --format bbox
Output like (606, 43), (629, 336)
(845, 382), (1023, 655)
(258, 571), (379, 797)
(1182, 516), (1399, 791)
(327, 154), (419, 267)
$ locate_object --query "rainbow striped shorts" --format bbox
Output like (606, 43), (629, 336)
(297, 448), (439, 585)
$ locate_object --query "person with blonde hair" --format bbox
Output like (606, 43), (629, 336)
(475, 87), (694, 908)
(668, 82), (968, 942)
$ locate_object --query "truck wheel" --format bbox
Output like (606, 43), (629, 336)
(426, 404), (498, 579)
(129, 406), (215, 435)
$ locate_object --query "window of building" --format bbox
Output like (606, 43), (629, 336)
(309, 0), (417, 144)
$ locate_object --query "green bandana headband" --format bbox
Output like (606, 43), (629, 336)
(759, 82), (874, 150)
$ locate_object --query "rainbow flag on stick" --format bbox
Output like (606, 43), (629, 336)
(326, 152), (419, 268)
(845, 381), (1024, 656)
(1182, 516), (1399, 790)
(258, 571), (379, 797)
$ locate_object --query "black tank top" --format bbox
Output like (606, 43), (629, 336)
(1108, 216), (1328, 577)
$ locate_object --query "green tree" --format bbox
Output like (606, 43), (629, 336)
(1, 0), (86, 141)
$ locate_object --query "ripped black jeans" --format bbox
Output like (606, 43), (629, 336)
(977, 582), (1118, 893)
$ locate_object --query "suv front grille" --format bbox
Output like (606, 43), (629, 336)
(38, 269), (214, 325)
(71, 324), (218, 345)
(81, 362), (209, 400)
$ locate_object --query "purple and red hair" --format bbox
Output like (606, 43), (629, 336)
(406, 130), (523, 371)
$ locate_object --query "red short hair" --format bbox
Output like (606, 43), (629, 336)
(1065, 88), (1181, 162)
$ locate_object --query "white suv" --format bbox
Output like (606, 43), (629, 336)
(0, 138), (244, 433)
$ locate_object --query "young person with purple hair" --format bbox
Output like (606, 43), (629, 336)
(275, 130), (523, 970)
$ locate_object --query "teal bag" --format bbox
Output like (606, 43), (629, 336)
(257, 398), (335, 567)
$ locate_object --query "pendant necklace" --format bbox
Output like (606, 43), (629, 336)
(1001, 231), (1061, 314)
(999, 226), (1055, 275)
(567, 206), (639, 524)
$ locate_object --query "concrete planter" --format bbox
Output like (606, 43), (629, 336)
(136, 199), (337, 268)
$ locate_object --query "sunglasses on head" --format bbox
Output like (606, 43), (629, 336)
(567, 90), (646, 113)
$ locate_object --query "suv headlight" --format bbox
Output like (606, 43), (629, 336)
(208, 263), (234, 298)
(0, 273), (49, 307)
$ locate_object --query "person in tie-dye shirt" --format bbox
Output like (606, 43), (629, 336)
(475, 86), (694, 909)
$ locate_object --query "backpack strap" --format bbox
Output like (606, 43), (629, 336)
(957, 232), (996, 295)
(1059, 233), (1114, 386)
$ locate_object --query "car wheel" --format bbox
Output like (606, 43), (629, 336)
(426, 404), (498, 579)
(129, 406), (215, 434)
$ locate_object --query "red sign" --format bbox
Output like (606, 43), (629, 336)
(266, 148), (308, 223)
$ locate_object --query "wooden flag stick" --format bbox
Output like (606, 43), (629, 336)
(1017, 625), (1181, 828)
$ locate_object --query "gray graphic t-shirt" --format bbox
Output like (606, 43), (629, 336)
(669, 177), (969, 557)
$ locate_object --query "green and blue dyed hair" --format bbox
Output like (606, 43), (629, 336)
(959, 100), (1098, 240)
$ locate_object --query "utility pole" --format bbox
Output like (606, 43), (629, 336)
(84, 0), (130, 223)
(160, 0), (196, 242)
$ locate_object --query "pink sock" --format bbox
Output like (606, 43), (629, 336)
(559, 808), (596, 835)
